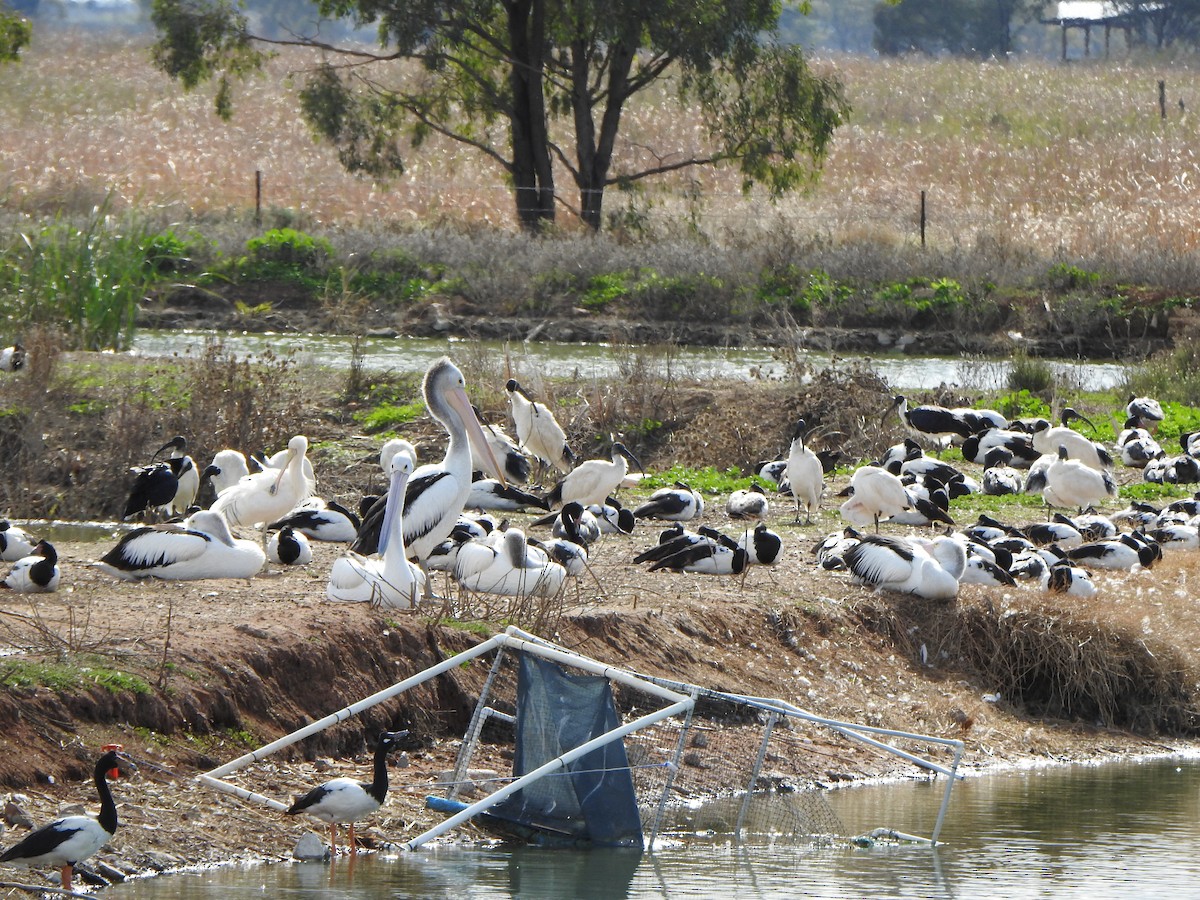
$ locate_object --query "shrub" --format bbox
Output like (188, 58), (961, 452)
(1006, 353), (1054, 394)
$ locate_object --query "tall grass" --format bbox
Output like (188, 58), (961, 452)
(0, 201), (158, 350)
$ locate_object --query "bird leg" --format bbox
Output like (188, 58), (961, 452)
(330, 822), (338, 855)
(61, 865), (73, 892)
(348, 822), (358, 855)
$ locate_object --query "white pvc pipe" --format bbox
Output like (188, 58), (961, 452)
(403, 698), (694, 851)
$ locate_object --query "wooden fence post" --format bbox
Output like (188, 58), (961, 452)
(1160, 80), (1167, 119)
(920, 190), (926, 248)
(255, 170), (263, 226)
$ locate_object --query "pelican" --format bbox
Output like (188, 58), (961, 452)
(2, 539), (60, 593)
(0, 520), (35, 562)
(1029, 408), (1113, 471)
(210, 435), (314, 527)
(0, 749), (129, 892)
(505, 379), (575, 480)
(545, 442), (641, 509)
(1126, 394), (1165, 432)
(786, 418), (824, 525)
(838, 466), (910, 532)
(1026, 445), (1117, 512)
(267, 526), (313, 565)
(727, 484), (769, 520)
(96, 510), (265, 581)
(327, 450), (426, 607)
(454, 528), (567, 597)
(352, 360), (505, 589)
(286, 731), (406, 855)
(844, 534), (966, 601)
(634, 482), (704, 522)
(268, 497), (361, 542)
(153, 435), (200, 515)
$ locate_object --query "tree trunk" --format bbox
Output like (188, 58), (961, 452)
(508, 0), (556, 231)
(573, 41), (635, 231)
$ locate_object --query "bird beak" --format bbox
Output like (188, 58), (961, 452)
(618, 444), (644, 474)
(447, 384), (507, 488)
(377, 465), (412, 556)
(270, 450), (293, 496)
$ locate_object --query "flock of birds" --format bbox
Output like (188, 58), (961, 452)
(5, 351), (1200, 883)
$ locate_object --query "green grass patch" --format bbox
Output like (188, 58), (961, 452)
(354, 400), (425, 433)
(0, 659), (151, 694)
(640, 465), (751, 495)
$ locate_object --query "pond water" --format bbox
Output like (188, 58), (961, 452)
(130, 330), (1127, 392)
(105, 754), (1200, 898)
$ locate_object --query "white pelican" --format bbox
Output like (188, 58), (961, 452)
(2, 540), (60, 593)
(0, 749), (128, 892)
(838, 466), (910, 532)
(267, 526), (313, 565)
(352, 360), (504, 582)
(286, 731), (406, 855)
(1126, 394), (1165, 432)
(1026, 445), (1118, 512)
(210, 435), (314, 527)
(327, 451), (426, 607)
(844, 534), (966, 601)
(268, 497), (361, 542)
(454, 528), (567, 597)
(1029, 408), (1113, 471)
(786, 418), (824, 524)
(634, 482), (704, 522)
(0, 520), (35, 562)
(0, 343), (25, 372)
(209, 448), (251, 496)
(727, 484), (769, 521)
(545, 442), (641, 509)
(505, 378), (575, 480)
(97, 510), (265, 581)
(379, 437), (418, 472)
(153, 435), (200, 515)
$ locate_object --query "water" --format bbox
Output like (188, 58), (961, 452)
(129, 329), (1127, 392)
(105, 755), (1200, 898)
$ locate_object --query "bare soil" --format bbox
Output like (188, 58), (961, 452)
(1, 340), (1199, 889)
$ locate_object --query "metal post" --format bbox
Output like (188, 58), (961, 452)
(920, 190), (927, 248)
(735, 711), (778, 840)
(255, 170), (262, 226)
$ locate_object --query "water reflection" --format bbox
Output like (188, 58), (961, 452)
(129, 329), (1126, 392)
(103, 756), (1200, 899)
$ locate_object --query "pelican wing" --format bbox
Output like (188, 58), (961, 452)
(845, 536), (918, 585)
(100, 526), (212, 571)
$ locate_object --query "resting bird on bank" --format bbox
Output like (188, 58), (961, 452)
(2, 539), (60, 593)
(0, 749), (131, 892)
(286, 731), (407, 855)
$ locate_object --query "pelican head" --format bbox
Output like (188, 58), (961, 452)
(427, 358), (506, 487)
(377, 450), (414, 556)
(273, 435), (309, 494)
(187, 510), (236, 546)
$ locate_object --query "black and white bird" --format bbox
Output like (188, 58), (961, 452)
(268, 497), (362, 542)
(208, 448), (251, 497)
(634, 525), (746, 575)
(727, 484), (770, 521)
(0, 342), (25, 372)
(466, 478), (550, 513)
(286, 730), (407, 855)
(0, 749), (130, 892)
(1068, 534), (1160, 570)
(473, 405), (532, 485)
(544, 442), (641, 509)
(1116, 417), (1164, 469)
(0, 520), (35, 562)
(1126, 394), (1165, 432)
(1029, 408), (1113, 471)
(352, 360), (505, 583)
(883, 395), (975, 447)
(838, 466), (910, 532)
(737, 522), (784, 566)
(453, 528), (568, 597)
(981, 447), (1024, 496)
(505, 379), (575, 481)
(2, 539), (60, 593)
(1025, 445), (1117, 513)
(97, 510), (266, 581)
(267, 526), (313, 565)
(152, 435), (200, 516)
(1041, 561), (1098, 598)
(122, 461), (183, 522)
(814, 526), (861, 570)
(960, 428), (1041, 469)
(587, 499), (636, 535)
(634, 482), (704, 522)
(844, 533), (966, 600)
(786, 418), (824, 524)
(1181, 432), (1200, 459)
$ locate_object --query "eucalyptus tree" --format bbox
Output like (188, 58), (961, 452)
(150, 0), (850, 231)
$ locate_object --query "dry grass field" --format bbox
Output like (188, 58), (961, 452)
(5, 29), (1200, 285)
